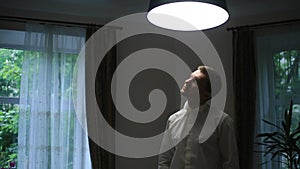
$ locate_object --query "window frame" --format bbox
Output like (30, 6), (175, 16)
(255, 24), (300, 169)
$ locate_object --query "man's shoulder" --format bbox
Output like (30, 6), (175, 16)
(212, 110), (235, 132)
(168, 108), (186, 124)
(208, 106), (232, 121)
(214, 109), (232, 121)
(220, 112), (234, 125)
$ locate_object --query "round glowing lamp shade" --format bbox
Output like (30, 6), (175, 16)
(147, 0), (229, 31)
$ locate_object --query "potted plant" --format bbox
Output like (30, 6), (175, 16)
(256, 100), (300, 169)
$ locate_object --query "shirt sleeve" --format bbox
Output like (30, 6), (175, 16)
(218, 115), (240, 169)
(158, 120), (175, 169)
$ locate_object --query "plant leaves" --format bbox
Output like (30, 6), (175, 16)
(271, 150), (285, 160)
(282, 121), (288, 134)
(286, 100), (293, 134)
(262, 119), (284, 131)
(257, 133), (275, 137)
(291, 128), (300, 138)
(265, 144), (278, 155)
(258, 160), (270, 166)
(256, 99), (300, 168)
(293, 159), (298, 169)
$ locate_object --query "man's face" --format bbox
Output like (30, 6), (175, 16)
(180, 70), (209, 101)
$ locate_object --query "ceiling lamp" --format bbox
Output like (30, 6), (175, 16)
(147, 0), (229, 31)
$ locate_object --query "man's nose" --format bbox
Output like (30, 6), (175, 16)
(185, 78), (193, 84)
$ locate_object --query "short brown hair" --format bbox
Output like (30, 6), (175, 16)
(197, 66), (222, 97)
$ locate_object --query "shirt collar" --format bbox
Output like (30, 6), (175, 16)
(184, 100), (211, 112)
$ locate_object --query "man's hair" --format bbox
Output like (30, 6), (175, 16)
(197, 66), (222, 98)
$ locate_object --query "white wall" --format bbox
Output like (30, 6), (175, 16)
(1, 1), (300, 168)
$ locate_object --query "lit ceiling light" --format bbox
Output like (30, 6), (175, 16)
(147, 0), (229, 31)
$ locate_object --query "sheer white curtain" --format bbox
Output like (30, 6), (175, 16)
(254, 24), (300, 169)
(17, 24), (91, 169)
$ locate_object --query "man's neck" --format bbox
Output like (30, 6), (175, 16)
(187, 98), (208, 109)
(188, 99), (200, 109)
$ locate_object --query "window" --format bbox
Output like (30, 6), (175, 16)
(273, 50), (300, 169)
(255, 25), (300, 169)
(273, 50), (300, 125)
(0, 26), (91, 169)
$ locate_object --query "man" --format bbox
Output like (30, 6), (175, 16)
(158, 66), (239, 169)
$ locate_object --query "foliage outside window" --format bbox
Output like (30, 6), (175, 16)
(0, 47), (86, 169)
(273, 50), (300, 169)
(0, 49), (23, 168)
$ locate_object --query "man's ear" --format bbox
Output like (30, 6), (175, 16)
(203, 91), (211, 102)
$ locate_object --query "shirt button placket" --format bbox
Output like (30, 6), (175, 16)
(184, 132), (193, 169)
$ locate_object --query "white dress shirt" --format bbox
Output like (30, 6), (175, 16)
(158, 101), (239, 169)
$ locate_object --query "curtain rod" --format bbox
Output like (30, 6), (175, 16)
(0, 15), (122, 30)
(227, 18), (300, 31)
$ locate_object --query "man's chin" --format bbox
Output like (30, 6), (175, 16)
(180, 89), (186, 96)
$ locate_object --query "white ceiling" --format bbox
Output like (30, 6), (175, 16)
(1, 0), (300, 25)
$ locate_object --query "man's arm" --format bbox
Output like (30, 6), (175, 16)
(158, 121), (175, 169)
(158, 147), (175, 169)
(218, 115), (240, 169)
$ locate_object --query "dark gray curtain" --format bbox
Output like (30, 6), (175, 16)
(232, 28), (256, 169)
(86, 25), (116, 169)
